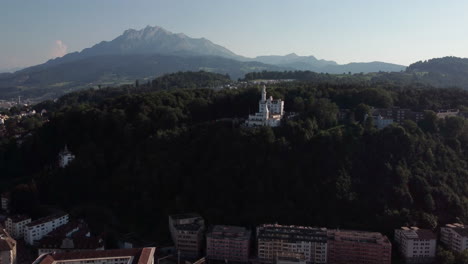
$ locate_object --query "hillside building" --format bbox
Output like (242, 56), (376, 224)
(32, 247), (155, 264)
(206, 225), (251, 263)
(4, 215), (31, 240)
(371, 107), (424, 125)
(246, 85), (284, 127)
(256, 224), (327, 264)
(24, 213), (69, 245)
(394, 227), (436, 263)
(168, 214), (205, 259)
(440, 223), (468, 252)
(436, 109), (460, 119)
(327, 229), (391, 264)
(364, 114), (394, 129)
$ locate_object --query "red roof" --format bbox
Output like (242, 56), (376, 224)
(34, 247), (155, 264)
(37, 236), (103, 249)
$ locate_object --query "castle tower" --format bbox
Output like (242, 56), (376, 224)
(261, 85), (267, 101)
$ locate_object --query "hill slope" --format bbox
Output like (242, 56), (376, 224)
(0, 54), (285, 99)
(406, 56), (468, 88)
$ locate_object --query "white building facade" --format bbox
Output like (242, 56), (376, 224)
(5, 216), (31, 240)
(246, 85), (284, 127)
(394, 227), (436, 263)
(24, 213), (69, 245)
(257, 224), (327, 264)
(441, 223), (468, 252)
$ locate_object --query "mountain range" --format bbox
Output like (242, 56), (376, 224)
(0, 25), (419, 100)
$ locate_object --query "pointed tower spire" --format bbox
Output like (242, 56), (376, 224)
(261, 85), (267, 101)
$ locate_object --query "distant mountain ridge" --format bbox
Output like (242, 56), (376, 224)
(0, 25), (410, 100)
(253, 53), (405, 73)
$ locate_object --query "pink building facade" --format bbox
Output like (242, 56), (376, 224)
(206, 225), (251, 263)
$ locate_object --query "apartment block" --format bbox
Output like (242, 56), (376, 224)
(168, 214), (205, 259)
(257, 224), (327, 264)
(4, 215), (31, 240)
(394, 227), (436, 263)
(441, 223), (468, 252)
(24, 213), (69, 245)
(327, 229), (391, 264)
(206, 225), (251, 262)
(32, 247), (155, 264)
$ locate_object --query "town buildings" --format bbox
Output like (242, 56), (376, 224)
(24, 213), (69, 245)
(206, 225), (251, 263)
(394, 227), (437, 263)
(0, 226), (16, 264)
(246, 85), (284, 127)
(32, 247), (155, 264)
(4, 215), (31, 240)
(168, 214), (205, 259)
(440, 223), (468, 252)
(327, 229), (391, 264)
(256, 224), (327, 264)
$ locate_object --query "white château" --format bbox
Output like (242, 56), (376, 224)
(246, 85), (284, 127)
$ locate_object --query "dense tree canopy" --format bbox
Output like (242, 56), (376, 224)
(3, 74), (468, 256)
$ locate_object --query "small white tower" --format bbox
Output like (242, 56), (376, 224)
(58, 145), (75, 168)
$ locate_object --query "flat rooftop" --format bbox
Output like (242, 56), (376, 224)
(207, 225), (251, 240)
(398, 227), (436, 240)
(7, 214), (31, 223)
(27, 213), (68, 228)
(169, 214), (202, 220)
(328, 229), (391, 245)
(257, 224), (327, 243)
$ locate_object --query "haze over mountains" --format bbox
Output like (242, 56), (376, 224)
(0, 25), (465, 100)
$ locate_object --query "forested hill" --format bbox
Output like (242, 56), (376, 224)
(245, 57), (468, 89)
(151, 71), (231, 90)
(406, 57), (468, 88)
(0, 54), (283, 100)
(4, 78), (468, 256)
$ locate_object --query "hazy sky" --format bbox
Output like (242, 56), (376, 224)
(1, 0), (468, 71)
